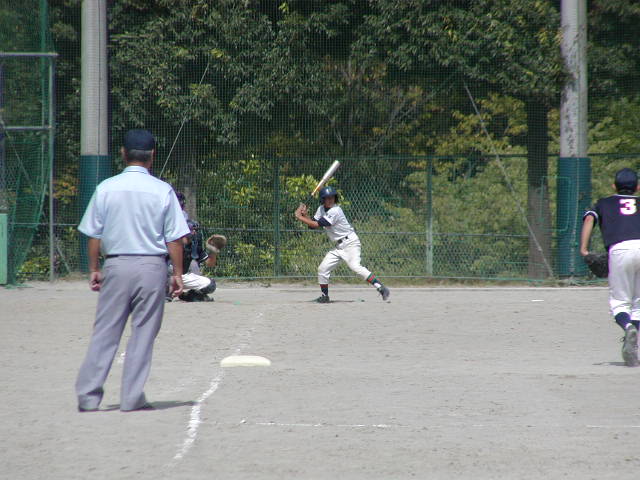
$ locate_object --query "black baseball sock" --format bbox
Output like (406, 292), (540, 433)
(320, 284), (329, 296)
(615, 312), (633, 331)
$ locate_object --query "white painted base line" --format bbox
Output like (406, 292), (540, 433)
(248, 421), (401, 429)
(170, 372), (225, 464)
(168, 312), (265, 467)
(240, 420), (640, 430)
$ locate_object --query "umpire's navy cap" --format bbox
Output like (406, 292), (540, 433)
(123, 129), (156, 151)
(615, 168), (638, 191)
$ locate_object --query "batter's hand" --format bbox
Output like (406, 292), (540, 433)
(169, 274), (184, 297)
(89, 271), (103, 291)
(295, 203), (308, 218)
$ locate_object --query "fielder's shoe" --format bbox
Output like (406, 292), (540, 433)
(315, 295), (330, 304)
(378, 286), (390, 301)
(621, 325), (639, 367)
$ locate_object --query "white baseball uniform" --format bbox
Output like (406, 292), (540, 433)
(313, 204), (372, 284)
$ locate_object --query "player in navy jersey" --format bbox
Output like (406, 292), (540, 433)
(295, 186), (390, 303)
(580, 168), (640, 366)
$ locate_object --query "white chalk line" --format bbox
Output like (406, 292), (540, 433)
(168, 311), (265, 467)
(238, 420), (640, 430)
(169, 372), (225, 465)
(245, 420), (404, 429)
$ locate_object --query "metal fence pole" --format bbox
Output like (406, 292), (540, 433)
(426, 157), (433, 276)
(48, 57), (56, 282)
(273, 158), (281, 276)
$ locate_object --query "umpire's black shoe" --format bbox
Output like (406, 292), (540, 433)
(622, 325), (639, 367)
(122, 402), (155, 412)
(78, 406), (99, 413)
(315, 295), (330, 303)
(378, 286), (390, 301)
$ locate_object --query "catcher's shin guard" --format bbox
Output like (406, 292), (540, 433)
(199, 278), (216, 295)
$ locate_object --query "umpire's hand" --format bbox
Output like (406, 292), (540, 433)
(89, 271), (103, 291)
(169, 274), (184, 298)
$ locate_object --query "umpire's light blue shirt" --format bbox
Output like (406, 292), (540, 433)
(78, 166), (190, 255)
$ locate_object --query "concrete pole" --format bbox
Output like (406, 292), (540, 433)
(79, 0), (110, 271)
(557, 0), (589, 276)
(560, 0), (588, 157)
(0, 65), (5, 213)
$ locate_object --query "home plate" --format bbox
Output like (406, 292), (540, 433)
(220, 355), (271, 367)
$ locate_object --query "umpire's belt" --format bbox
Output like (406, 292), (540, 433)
(336, 235), (350, 245)
(105, 254), (166, 258)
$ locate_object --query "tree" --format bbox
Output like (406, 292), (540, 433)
(363, 0), (564, 277)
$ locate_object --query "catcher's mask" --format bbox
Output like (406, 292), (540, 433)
(319, 186), (339, 203)
(187, 219), (200, 231)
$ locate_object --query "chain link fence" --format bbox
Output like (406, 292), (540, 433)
(4, 1), (640, 283)
(13, 153), (638, 283)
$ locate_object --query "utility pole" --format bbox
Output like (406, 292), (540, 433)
(79, 0), (110, 271)
(557, 0), (590, 277)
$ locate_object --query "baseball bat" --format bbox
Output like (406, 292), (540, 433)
(311, 160), (340, 196)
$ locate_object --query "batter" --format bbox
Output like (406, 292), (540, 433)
(295, 186), (390, 303)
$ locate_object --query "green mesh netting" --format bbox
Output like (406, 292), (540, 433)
(0, 0), (53, 283)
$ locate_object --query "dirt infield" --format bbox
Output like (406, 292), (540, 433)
(2, 281), (639, 479)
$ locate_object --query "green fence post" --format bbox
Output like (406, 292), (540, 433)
(557, 157), (591, 276)
(273, 158), (281, 277)
(78, 155), (111, 271)
(0, 213), (7, 284)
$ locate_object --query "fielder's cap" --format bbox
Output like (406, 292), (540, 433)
(615, 168), (638, 191)
(123, 129), (156, 151)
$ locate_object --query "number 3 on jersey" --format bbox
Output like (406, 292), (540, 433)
(619, 198), (637, 215)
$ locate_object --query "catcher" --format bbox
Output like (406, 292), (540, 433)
(173, 219), (227, 302)
(580, 167), (640, 366)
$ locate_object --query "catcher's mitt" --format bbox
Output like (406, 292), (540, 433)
(206, 234), (227, 254)
(584, 253), (608, 278)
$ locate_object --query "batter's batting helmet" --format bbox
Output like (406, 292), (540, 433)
(319, 186), (339, 203)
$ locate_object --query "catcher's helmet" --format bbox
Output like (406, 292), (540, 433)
(319, 186), (339, 203)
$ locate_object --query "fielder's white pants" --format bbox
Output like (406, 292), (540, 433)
(608, 240), (640, 320)
(318, 235), (372, 284)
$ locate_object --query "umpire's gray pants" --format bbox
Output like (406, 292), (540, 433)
(76, 255), (167, 411)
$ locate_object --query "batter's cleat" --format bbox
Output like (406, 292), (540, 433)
(378, 286), (390, 301)
(315, 295), (330, 304)
(621, 325), (639, 367)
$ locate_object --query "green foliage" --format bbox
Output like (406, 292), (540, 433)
(589, 97), (640, 154)
(17, 256), (49, 281)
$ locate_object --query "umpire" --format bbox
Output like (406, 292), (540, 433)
(75, 129), (190, 412)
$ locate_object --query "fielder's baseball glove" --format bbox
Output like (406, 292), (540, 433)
(206, 234), (227, 254)
(583, 252), (608, 278)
